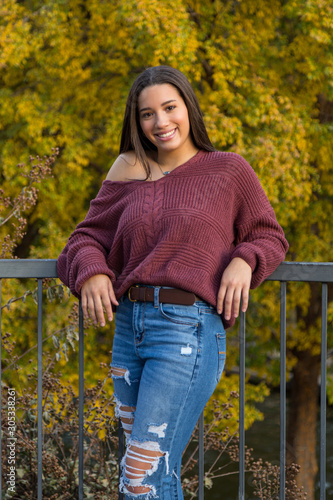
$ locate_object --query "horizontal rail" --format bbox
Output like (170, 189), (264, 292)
(267, 261), (333, 282)
(0, 259), (58, 278)
(1, 259), (333, 282)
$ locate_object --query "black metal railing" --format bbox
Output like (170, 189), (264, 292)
(0, 259), (332, 499)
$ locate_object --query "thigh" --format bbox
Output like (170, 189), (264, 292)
(130, 299), (226, 466)
(172, 303), (226, 453)
(111, 296), (144, 407)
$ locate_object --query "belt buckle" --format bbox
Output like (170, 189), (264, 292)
(128, 285), (139, 302)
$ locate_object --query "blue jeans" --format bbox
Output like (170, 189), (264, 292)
(111, 286), (226, 499)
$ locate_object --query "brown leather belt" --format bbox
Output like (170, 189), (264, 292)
(127, 285), (199, 305)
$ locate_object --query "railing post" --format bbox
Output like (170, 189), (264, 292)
(320, 283), (328, 500)
(0, 278), (2, 500)
(37, 279), (43, 500)
(118, 423), (124, 500)
(239, 310), (246, 500)
(280, 282), (287, 500)
(79, 302), (84, 499)
(198, 411), (204, 500)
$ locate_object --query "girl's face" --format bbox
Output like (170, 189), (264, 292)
(138, 84), (195, 157)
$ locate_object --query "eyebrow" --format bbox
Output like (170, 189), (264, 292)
(139, 99), (177, 113)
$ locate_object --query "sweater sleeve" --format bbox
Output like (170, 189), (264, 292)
(57, 182), (119, 298)
(229, 155), (289, 288)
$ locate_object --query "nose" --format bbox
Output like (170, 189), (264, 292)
(155, 111), (169, 129)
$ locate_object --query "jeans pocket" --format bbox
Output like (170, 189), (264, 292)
(216, 332), (226, 381)
(159, 303), (199, 326)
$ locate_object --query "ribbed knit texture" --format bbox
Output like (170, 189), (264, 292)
(57, 150), (289, 328)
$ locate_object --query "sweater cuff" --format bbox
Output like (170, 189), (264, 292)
(70, 247), (116, 297)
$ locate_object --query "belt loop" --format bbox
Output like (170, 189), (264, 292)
(154, 286), (160, 308)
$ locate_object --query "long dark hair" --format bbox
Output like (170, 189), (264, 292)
(119, 66), (216, 179)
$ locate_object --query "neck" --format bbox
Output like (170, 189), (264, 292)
(156, 145), (199, 170)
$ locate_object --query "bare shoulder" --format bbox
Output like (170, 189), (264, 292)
(106, 151), (144, 181)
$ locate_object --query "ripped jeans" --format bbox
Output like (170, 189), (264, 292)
(111, 286), (226, 499)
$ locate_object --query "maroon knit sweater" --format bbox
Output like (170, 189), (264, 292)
(57, 150), (288, 327)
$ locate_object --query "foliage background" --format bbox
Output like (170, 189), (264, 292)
(1, 0), (333, 497)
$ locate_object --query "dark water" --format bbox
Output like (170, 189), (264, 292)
(206, 394), (333, 499)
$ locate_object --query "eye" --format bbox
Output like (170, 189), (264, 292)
(141, 112), (152, 119)
(166, 105), (176, 112)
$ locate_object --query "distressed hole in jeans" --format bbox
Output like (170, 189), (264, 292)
(113, 396), (136, 441)
(111, 366), (131, 385)
(119, 406), (136, 440)
(181, 344), (192, 356)
(148, 423), (167, 438)
(122, 440), (168, 496)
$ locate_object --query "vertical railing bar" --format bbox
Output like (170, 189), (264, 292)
(37, 279), (43, 500)
(198, 411), (204, 500)
(320, 283), (328, 500)
(0, 279), (2, 500)
(239, 310), (246, 500)
(118, 421), (124, 500)
(280, 282), (287, 500)
(78, 302), (84, 500)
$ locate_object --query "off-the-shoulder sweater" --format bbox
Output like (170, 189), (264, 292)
(57, 150), (289, 328)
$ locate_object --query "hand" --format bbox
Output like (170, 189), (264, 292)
(217, 258), (252, 320)
(81, 274), (119, 327)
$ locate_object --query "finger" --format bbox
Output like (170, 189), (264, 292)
(232, 287), (242, 318)
(217, 284), (227, 314)
(101, 290), (114, 322)
(88, 295), (97, 325)
(108, 283), (119, 306)
(241, 286), (250, 312)
(93, 295), (106, 327)
(223, 288), (235, 321)
(81, 293), (89, 319)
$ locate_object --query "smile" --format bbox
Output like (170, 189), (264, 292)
(155, 129), (177, 139)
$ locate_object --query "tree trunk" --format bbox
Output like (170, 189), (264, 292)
(287, 350), (320, 499)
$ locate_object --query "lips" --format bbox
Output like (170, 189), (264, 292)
(155, 128), (177, 140)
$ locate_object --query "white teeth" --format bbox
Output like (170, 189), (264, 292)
(157, 129), (175, 138)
